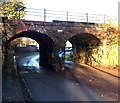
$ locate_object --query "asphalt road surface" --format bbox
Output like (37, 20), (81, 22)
(16, 52), (119, 101)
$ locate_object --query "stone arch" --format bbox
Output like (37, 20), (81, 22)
(7, 30), (54, 67)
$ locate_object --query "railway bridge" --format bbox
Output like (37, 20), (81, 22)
(2, 8), (117, 71)
(1, 7), (119, 103)
(6, 19), (106, 71)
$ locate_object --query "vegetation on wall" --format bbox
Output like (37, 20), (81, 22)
(1, 2), (26, 62)
(72, 18), (120, 67)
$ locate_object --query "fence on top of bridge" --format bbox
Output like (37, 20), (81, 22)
(24, 8), (110, 23)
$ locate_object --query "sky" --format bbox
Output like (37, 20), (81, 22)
(23, 0), (119, 23)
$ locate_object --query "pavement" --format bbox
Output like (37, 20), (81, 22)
(2, 50), (25, 102)
(16, 52), (115, 101)
(65, 62), (119, 101)
(21, 69), (113, 101)
(65, 60), (119, 78)
(2, 51), (119, 102)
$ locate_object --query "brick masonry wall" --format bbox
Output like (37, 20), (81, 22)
(4, 20), (119, 70)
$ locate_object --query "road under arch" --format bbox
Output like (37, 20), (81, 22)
(7, 31), (54, 67)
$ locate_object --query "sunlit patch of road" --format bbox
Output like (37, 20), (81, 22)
(16, 52), (42, 73)
(65, 62), (119, 101)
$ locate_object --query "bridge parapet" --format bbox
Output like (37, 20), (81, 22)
(8, 19), (99, 40)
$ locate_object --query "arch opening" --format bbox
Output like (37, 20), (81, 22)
(65, 40), (73, 61)
(66, 33), (101, 64)
(7, 31), (54, 68)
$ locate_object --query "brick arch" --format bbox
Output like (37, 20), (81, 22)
(7, 30), (54, 67)
(64, 33), (101, 64)
(65, 33), (101, 47)
(8, 31), (54, 44)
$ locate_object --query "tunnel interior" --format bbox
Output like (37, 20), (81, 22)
(67, 33), (101, 64)
(7, 31), (54, 67)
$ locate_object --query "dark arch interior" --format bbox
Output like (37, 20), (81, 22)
(7, 31), (54, 66)
(69, 33), (101, 51)
(68, 33), (101, 63)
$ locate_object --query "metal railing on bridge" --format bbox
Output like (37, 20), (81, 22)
(24, 8), (110, 23)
